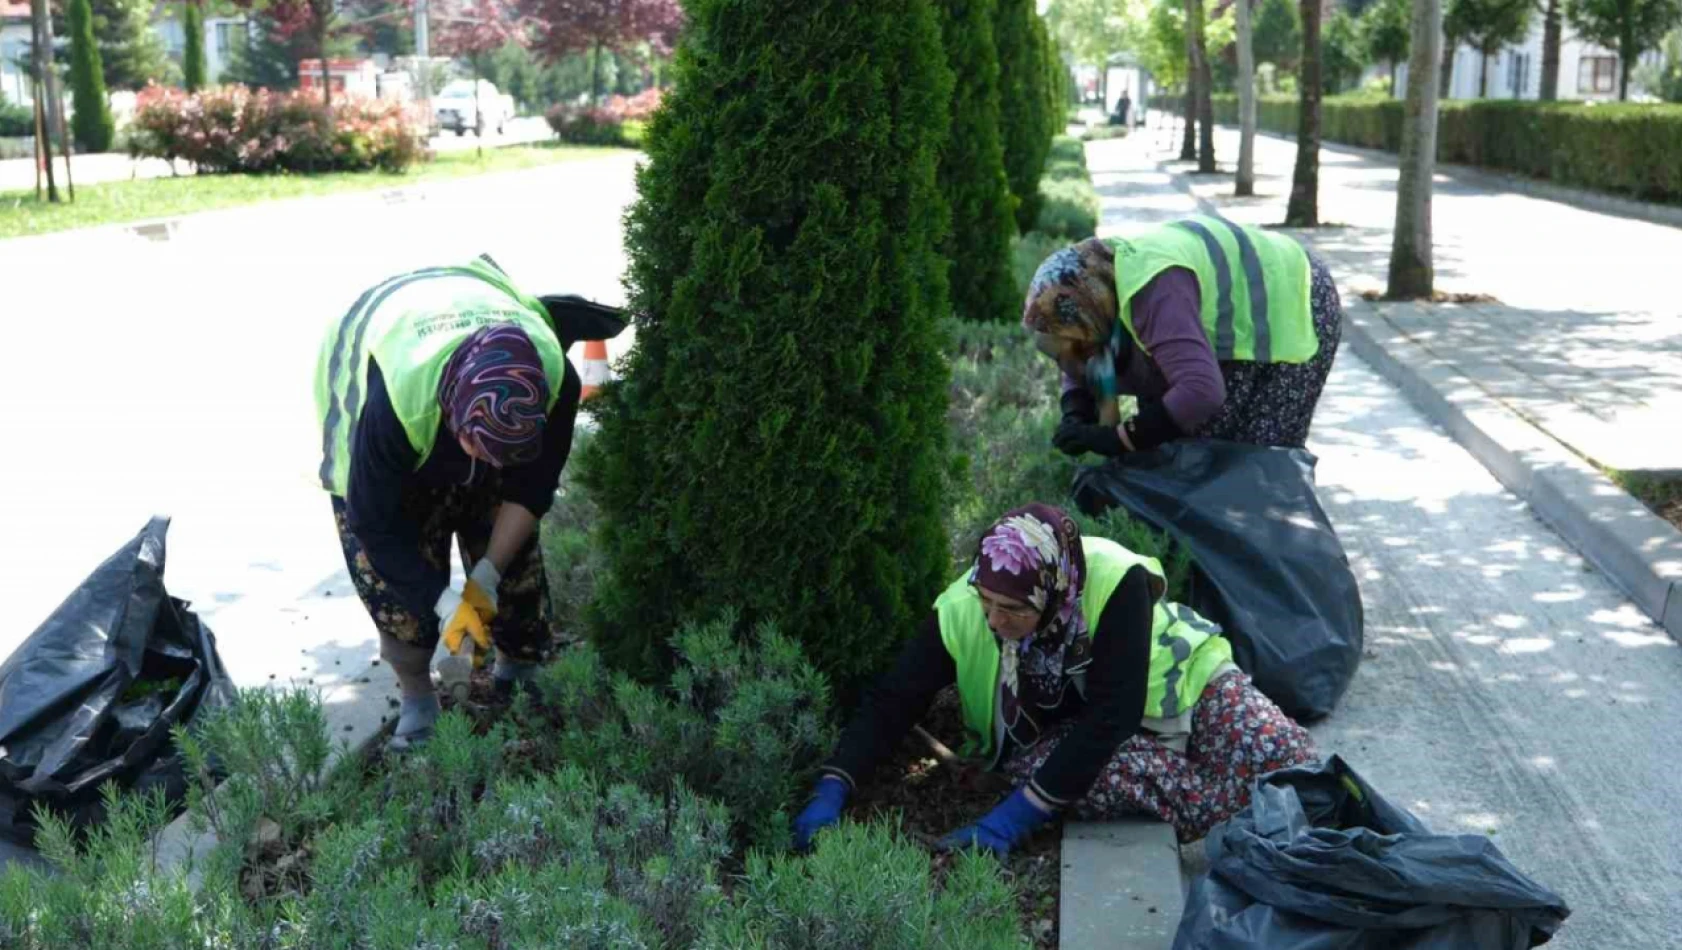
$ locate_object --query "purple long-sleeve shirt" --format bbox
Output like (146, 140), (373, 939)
(1061, 267), (1225, 433)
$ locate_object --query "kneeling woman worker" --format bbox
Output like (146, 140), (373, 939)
(315, 256), (616, 749)
(794, 504), (1316, 854)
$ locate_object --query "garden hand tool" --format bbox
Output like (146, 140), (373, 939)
(436, 586), (491, 703)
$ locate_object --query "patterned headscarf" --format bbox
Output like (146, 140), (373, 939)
(1022, 238), (1128, 425)
(972, 504), (1093, 748)
(438, 324), (550, 467)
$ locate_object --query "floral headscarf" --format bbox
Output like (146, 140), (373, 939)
(973, 503), (1093, 749)
(1021, 238), (1128, 425)
(438, 324), (550, 467)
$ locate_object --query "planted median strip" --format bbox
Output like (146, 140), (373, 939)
(0, 143), (625, 241)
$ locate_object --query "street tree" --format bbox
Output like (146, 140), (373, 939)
(1539, 0), (1564, 97)
(1567, 0), (1682, 99)
(1388, 0), (1442, 298)
(68, 0), (114, 151)
(1323, 7), (1367, 92)
(1235, 0), (1258, 194)
(433, 0), (524, 150)
(1283, 0), (1321, 226)
(1252, 0), (1301, 71)
(1444, 0), (1532, 96)
(228, 0), (395, 112)
(183, 0), (207, 91)
(1362, 0), (1411, 92)
(1185, 0), (1215, 171)
(48, 0), (174, 90)
(1044, 0), (1148, 106)
(525, 0), (682, 104)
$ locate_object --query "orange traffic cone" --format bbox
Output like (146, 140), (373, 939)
(580, 339), (611, 401)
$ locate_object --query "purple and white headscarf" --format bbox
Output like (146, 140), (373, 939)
(973, 503), (1093, 745)
(438, 324), (549, 467)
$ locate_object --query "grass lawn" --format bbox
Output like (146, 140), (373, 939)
(0, 142), (626, 240)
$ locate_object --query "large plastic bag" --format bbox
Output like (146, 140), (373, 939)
(0, 517), (235, 844)
(1174, 756), (1570, 949)
(1071, 441), (1362, 720)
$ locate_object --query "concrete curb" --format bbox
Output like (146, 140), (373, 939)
(151, 659), (399, 889)
(1060, 820), (1184, 949)
(1342, 301), (1682, 640)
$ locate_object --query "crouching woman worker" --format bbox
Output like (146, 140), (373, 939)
(1024, 218), (1343, 458)
(792, 504), (1317, 854)
(314, 256), (618, 750)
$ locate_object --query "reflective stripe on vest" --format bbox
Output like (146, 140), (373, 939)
(314, 258), (565, 497)
(935, 538), (1235, 764)
(1108, 215), (1317, 364)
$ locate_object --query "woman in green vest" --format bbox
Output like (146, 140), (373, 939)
(792, 503), (1317, 855)
(1022, 216), (1343, 458)
(314, 257), (615, 749)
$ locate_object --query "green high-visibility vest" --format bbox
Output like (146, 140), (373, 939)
(936, 537), (1234, 767)
(313, 257), (566, 498)
(1107, 215), (1317, 363)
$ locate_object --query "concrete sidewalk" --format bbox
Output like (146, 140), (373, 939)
(1108, 127), (1682, 479)
(1085, 133), (1682, 947)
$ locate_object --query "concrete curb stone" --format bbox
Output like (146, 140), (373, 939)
(1060, 819), (1184, 950)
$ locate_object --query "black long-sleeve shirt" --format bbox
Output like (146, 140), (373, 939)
(822, 566), (1155, 806)
(342, 355), (582, 618)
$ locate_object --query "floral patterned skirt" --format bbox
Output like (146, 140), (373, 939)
(1005, 670), (1317, 843)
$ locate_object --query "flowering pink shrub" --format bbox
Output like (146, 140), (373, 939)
(129, 84), (428, 174)
(603, 87), (664, 121)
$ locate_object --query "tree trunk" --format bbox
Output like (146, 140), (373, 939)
(1479, 50), (1489, 97)
(28, 0), (59, 202)
(1387, 0), (1442, 299)
(1195, 16), (1216, 172)
(318, 26), (332, 114)
(1181, 81), (1196, 160)
(1540, 0), (1561, 99)
(1284, 0), (1321, 226)
(1439, 37), (1455, 98)
(472, 57), (482, 157)
(1236, 0), (1258, 195)
(591, 40), (605, 105)
(1390, 60), (1399, 96)
(1619, 39), (1632, 100)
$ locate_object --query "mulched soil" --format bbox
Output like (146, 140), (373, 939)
(1357, 288), (1500, 304)
(851, 688), (1062, 949)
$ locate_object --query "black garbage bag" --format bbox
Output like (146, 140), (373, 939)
(0, 517), (235, 844)
(1071, 441), (1362, 720)
(1174, 756), (1571, 949)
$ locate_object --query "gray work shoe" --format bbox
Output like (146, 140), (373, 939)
(388, 693), (441, 752)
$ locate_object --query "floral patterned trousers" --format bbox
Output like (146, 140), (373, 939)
(330, 487), (552, 664)
(1006, 671), (1317, 843)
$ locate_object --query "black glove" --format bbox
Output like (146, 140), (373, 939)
(1059, 388), (1098, 428)
(1120, 398), (1184, 453)
(1053, 421), (1124, 457)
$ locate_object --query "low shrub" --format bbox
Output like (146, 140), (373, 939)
(1011, 230), (1065, 302)
(0, 94), (32, 138)
(127, 84), (427, 174)
(545, 103), (630, 145)
(700, 820), (1026, 948)
(1031, 134), (1098, 240)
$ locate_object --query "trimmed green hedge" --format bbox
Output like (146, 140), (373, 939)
(1166, 93), (1682, 204)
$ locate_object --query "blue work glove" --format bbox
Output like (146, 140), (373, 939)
(937, 787), (1054, 858)
(792, 777), (849, 852)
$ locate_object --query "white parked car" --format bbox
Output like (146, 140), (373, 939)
(432, 80), (517, 137)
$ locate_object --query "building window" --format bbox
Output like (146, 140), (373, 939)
(1508, 52), (1530, 97)
(1579, 55), (1618, 94)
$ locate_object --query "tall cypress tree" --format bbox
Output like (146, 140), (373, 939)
(935, 0), (1019, 322)
(68, 0), (115, 152)
(995, 0), (1055, 233)
(183, 1), (207, 92)
(581, 0), (957, 693)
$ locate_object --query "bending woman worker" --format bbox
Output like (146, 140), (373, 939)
(793, 504), (1316, 854)
(1023, 217), (1343, 458)
(314, 255), (619, 749)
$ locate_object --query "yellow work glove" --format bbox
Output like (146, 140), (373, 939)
(463, 560), (501, 622)
(436, 587), (492, 667)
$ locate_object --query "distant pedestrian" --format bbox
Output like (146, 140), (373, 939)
(1023, 218), (1343, 459)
